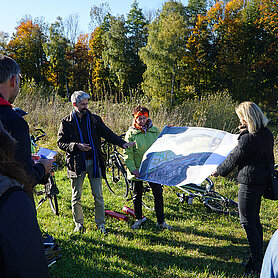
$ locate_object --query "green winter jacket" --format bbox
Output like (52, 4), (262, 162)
(123, 125), (160, 180)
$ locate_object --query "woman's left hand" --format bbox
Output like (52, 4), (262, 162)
(123, 142), (135, 149)
(211, 170), (219, 177)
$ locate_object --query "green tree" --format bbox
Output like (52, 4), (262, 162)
(102, 15), (129, 96)
(89, 26), (109, 98)
(139, 1), (188, 104)
(126, 0), (149, 89)
(0, 32), (9, 54)
(186, 0), (207, 29)
(45, 17), (70, 94)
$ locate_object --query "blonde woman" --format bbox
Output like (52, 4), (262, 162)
(212, 101), (274, 276)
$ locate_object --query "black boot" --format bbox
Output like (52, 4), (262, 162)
(243, 257), (261, 277)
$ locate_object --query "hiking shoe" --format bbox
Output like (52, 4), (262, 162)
(74, 223), (86, 233)
(156, 221), (173, 230)
(98, 224), (108, 235)
(132, 217), (147, 230)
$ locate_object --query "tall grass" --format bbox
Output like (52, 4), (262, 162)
(15, 88), (238, 142)
(14, 85), (277, 163)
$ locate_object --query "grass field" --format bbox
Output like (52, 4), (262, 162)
(14, 89), (277, 277)
(35, 169), (278, 278)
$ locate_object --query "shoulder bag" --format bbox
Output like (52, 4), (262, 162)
(263, 168), (278, 200)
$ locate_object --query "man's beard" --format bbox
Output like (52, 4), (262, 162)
(80, 108), (87, 115)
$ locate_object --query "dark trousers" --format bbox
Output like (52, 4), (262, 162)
(238, 183), (266, 267)
(132, 180), (164, 224)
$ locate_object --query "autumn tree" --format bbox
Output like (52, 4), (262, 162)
(187, 0), (277, 104)
(67, 34), (91, 93)
(7, 17), (48, 84)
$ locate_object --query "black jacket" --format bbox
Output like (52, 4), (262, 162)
(0, 96), (45, 186)
(217, 127), (274, 186)
(0, 174), (49, 278)
(57, 110), (126, 178)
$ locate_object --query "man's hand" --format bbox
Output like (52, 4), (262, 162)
(38, 158), (55, 174)
(77, 143), (91, 151)
(123, 142), (135, 149)
(131, 169), (140, 178)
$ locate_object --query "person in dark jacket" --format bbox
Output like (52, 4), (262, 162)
(0, 120), (49, 278)
(0, 55), (53, 188)
(211, 101), (274, 276)
(57, 91), (134, 234)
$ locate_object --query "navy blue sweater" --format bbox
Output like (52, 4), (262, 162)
(0, 96), (45, 186)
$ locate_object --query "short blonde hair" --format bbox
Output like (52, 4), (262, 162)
(235, 101), (269, 134)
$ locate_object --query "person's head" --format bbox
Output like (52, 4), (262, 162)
(0, 120), (30, 190)
(235, 101), (269, 134)
(0, 55), (21, 103)
(132, 105), (149, 127)
(71, 91), (90, 115)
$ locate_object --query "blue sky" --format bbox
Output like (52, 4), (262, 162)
(1, 0), (188, 37)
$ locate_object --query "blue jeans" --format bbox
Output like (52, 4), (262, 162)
(238, 183), (266, 267)
(71, 160), (105, 227)
(132, 181), (164, 224)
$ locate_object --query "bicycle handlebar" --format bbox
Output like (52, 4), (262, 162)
(31, 129), (46, 144)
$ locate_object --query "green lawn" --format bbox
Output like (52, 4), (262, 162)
(35, 169), (278, 278)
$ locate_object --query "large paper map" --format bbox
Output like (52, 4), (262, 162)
(139, 126), (238, 186)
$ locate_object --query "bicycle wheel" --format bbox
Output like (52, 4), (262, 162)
(203, 191), (238, 216)
(179, 177), (214, 195)
(142, 182), (155, 211)
(105, 158), (130, 198)
(47, 176), (59, 216)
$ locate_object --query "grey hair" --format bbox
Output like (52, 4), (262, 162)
(0, 55), (21, 84)
(70, 91), (90, 104)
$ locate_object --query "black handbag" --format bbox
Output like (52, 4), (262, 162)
(263, 169), (278, 200)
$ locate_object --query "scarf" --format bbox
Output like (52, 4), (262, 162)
(133, 119), (153, 133)
(73, 110), (99, 178)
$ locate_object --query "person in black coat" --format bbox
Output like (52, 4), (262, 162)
(212, 101), (274, 276)
(0, 120), (49, 278)
(57, 91), (134, 234)
(0, 55), (53, 188)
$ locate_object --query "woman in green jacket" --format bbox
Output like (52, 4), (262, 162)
(124, 105), (172, 230)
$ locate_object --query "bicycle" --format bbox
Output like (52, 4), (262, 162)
(31, 129), (59, 216)
(176, 177), (239, 216)
(101, 136), (154, 210)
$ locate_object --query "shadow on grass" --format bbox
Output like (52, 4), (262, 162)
(50, 233), (246, 278)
